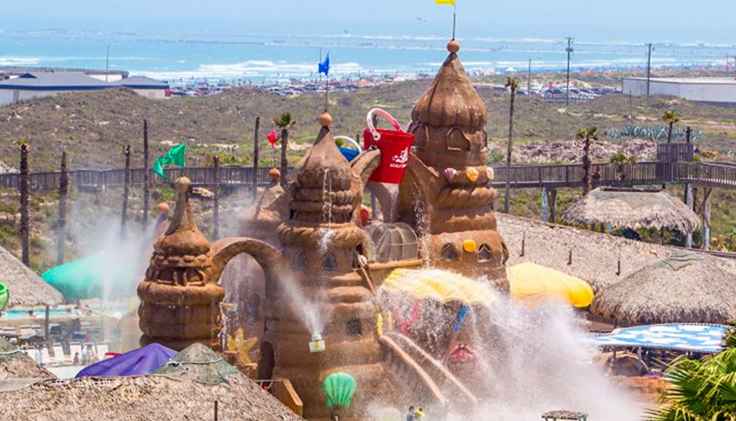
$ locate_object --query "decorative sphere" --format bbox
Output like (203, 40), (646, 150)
(447, 39), (461, 53)
(465, 167), (479, 183)
(463, 239), (477, 253)
(268, 168), (281, 179)
(319, 112), (333, 128)
(175, 177), (191, 193)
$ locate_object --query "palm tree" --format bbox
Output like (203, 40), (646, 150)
(662, 110), (680, 144)
(649, 325), (736, 420)
(504, 77), (520, 213)
(576, 127), (598, 195)
(273, 113), (295, 187)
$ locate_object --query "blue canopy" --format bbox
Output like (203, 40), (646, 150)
(76, 343), (175, 378)
(339, 146), (360, 162)
(592, 323), (729, 354)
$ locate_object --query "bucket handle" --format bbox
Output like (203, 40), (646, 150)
(334, 136), (362, 152)
(366, 108), (402, 142)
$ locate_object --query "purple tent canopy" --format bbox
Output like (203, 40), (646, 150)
(76, 343), (175, 378)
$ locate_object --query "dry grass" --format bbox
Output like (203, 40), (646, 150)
(0, 245), (62, 307)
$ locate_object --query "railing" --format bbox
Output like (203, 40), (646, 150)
(4, 160), (736, 193)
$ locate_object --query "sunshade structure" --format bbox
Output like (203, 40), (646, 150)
(592, 324), (728, 354)
(562, 187), (700, 234)
(591, 252), (736, 325)
(0, 246), (62, 307)
(41, 253), (140, 301)
(0, 338), (55, 382)
(76, 343), (175, 378)
(0, 343), (302, 421)
(508, 262), (595, 308)
(382, 268), (498, 306)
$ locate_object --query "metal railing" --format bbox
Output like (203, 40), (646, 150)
(3, 161), (736, 193)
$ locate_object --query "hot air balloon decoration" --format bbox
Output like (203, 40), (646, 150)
(322, 372), (357, 411)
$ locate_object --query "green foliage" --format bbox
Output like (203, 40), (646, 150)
(273, 112), (296, 129)
(610, 152), (637, 165)
(648, 348), (736, 421)
(576, 127), (599, 141)
(662, 110), (681, 126)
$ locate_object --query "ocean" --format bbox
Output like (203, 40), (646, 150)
(1, 28), (735, 85)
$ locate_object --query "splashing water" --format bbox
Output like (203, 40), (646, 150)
(377, 270), (644, 421)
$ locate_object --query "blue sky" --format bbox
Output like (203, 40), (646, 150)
(5, 0), (736, 42)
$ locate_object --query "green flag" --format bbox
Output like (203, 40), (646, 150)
(153, 144), (187, 179)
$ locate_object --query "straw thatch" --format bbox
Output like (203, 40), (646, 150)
(497, 213), (736, 293)
(0, 246), (63, 307)
(0, 338), (54, 382)
(562, 187), (701, 233)
(0, 343), (302, 421)
(590, 252), (736, 325)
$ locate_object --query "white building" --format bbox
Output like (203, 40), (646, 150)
(0, 72), (169, 106)
(623, 77), (736, 104)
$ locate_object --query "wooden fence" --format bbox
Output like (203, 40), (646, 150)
(2, 161), (736, 193)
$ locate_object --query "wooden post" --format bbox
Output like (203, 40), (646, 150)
(280, 128), (289, 188)
(19, 143), (30, 267)
(540, 186), (550, 222)
(121, 145), (131, 237)
(143, 119), (150, 228)
(214, 400), (219, 421)
(685, 183), (694, 248)
(57, 151), (68, 265)
(213, 156), (220, 240)
(252, 116), (260, 198)
(520, 232), (526, 257)
(567, 249), (573, 266)
(549, 188), (558, 223)
(702, 188), (712, 251)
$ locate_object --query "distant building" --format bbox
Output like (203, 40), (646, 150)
(623, 77), (736, 104)
(0, 71), (169, 105)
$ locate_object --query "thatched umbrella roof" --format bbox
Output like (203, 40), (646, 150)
(562, 187), (700, 233)
(1, 343), (302, 421)
(0, 338), (55, 382)
(0, 246), (63, 307)
(591, 252), (736, 325)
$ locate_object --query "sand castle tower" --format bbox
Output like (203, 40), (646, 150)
(267, 113), (396, 419)
(138, 178), (225, 350)
(404, 40), (509, 289)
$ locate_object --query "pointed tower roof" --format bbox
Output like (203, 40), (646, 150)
(156, 177), (211, 257)
(412, 40), (487, 130)
(291, 113), (354, 224)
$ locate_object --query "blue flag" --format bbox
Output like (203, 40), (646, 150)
(318, 53), (330, 76)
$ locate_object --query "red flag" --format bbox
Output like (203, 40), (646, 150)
(267, 129), (279, 148)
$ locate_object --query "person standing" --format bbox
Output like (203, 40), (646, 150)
(406, 406), (416, 421)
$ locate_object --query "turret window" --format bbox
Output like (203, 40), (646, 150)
(323, 253), (337, 272)
(447, 128), (471, 152)
(478, 244), (493, 263)
(346, 319), (362, 336)
(441, 243), (459, 261)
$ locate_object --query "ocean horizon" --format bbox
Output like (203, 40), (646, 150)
(2, 27), (735, 85)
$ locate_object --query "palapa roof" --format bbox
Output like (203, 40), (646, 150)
(0, 245), (63, 307)
(497, 213), (736, 293)
(1, 343), (302, 421)
(591, 252), (736, 325)
(0, 338), (55, 384)
(562, 187), (701, 233)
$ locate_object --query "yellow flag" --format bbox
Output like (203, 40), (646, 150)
(436, 0), (456, 5)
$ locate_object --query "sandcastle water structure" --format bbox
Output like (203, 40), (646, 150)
(136, 40), (641, 420)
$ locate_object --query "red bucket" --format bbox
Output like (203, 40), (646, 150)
(363, 108), (415, 184)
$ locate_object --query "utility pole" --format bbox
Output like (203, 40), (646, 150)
(105, 45), (111, 83)
(565, 37), (574, 106)
(646, 43), (653, 99)
(527, 58), (532, 94)
(212, 156), (220, 240)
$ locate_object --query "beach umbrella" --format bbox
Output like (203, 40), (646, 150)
(508, 262), (594, 308)
(0, 282), (8, 311)
(322, 372), (357, 410)
(41, 253), (138, 301)
(76, 343), (176, 378)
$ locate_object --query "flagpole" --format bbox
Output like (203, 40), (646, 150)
(452, 4), (457, 40)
